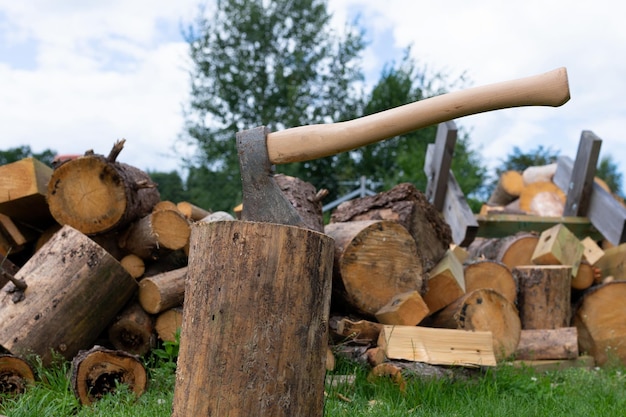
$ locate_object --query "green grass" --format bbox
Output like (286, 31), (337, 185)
(2, 347), (626, 416)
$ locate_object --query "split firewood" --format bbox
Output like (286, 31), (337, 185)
(0, 353), (35, 395)
(467, 232), (539, 269)
(518, 181), (565, 216)
(71, 345), (147, 405)
(118, 207), (190, 260)
(531, 223), (584, 277)
(449, 243), (469, 264)
(324, 220), (424, 318)
(0, 157), (55, 229)
(155, 306), (183, 342)
(487, 170), (524, 206)
(108, 301), (156, 356)
(176, 201), (211, 221)
(46, 141), (161, 235)
(573, 281), (626, 365)
(330, 182), (451, 272)
(120, 254), (145, 279)
(374, 290), (429, 326)
(514, 327), (578, 360)
(138, 266), (187, 314)
(521, 163), (557, 186)
(463, 259), (517, 304)
(513, 265), (571, 330)
(0, 225), (137, 365)
(425, 288), (521, 361)
(421, 250), (465, 315)
(580, 236), (605, 266)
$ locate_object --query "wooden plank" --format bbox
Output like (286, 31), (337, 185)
(563, 130), (602, 216)
(377, 325), (497, 367)
(425, 121), (457, 211)
(554, 155), (626, 245)
(475, 213), (601, 240)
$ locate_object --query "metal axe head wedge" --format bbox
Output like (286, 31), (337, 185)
(237, 67), (570, 225)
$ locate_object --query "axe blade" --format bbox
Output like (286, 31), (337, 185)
(236, 126), (306, 226)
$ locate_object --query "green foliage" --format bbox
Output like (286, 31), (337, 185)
(148, 170), (189, 203)
(596, 154), (624, 197)
(495, 145), (559, 176)
(0, 145), (57, 167)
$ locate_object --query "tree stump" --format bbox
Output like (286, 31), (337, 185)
(71, 346), (147, 405)
(427, 288), (521, 360)
(0, 225), (137, 365)
(46, 141), (160, 235)
(172, 221), (334, 417)
(324, 220), (424, 317)
(513, 265), (572, 330)
(0, 354), (35, 396)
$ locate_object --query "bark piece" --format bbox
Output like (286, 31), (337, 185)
(330, 183), (451, 272)
(374, 290), (429, 326)
(468, 232), (539, 269)
(513, 265), (571, 330)
(514, 327), (578, 360)
(0, 354), (35, 395)
(427, 288), (521, 360)
(47, 145), (160, 235)
(325, 220), (424, 317)
(0, 157), (54, 228)
(377, 325), (497, 367)
(155, 306), (183, 342)
(531, 223), (584, 277)
(138, 266), (187, 314)
(71, 346), (147, 405)
(463, 259), (516, 304)
(573, 281), (626, 365)
(108, 301), (156, 356)
(172, 221), (333, 417)
(487, 170), (524, 206)
(0, 225), (137, 365)
(422, 250), (465, 315)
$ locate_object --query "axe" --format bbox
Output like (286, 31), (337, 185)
(237, 67), (569, 225)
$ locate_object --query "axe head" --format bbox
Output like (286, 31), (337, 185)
(236, 126), (306, 226)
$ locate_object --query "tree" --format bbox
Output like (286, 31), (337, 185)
(181, 0), (365, 211)
(0, 146), (56, 167)
(596, 155), (624, 198)
(148, 171), (189, 203)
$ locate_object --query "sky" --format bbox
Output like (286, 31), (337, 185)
(1, 1), (624, 190)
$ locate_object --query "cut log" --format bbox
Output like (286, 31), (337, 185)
(0, 225), (137, 365)
(573, 281), (626, 365)
(522, 163), (557, 186)
(514, 327), (578, 360)
(487, 170), (524, 206)
(513, 265), (571, 330)
(377, 325), (497, 367)
(426, 288), (521, 360)
(531, 223), (584, 277)
(155, 306), (183, 342)
(467, 232), (539, 269)
(119, 208), (190, 260)
(0, 353), (35, 395)
(138, 266), (187, 314)
(463, 259), (517, 304)
(71, 346), (147, 405)
(274, 174), (325, 233)
(518, 181), (565, 216)
(422, 250), (465, 315)
(330, 183), (451, 272)
(120, 254), (145, 279)
(107, 301), (156, 356)
(374, 290), (429, 326)
(324, 220), (424, 317)
(176, 201), (211, 221)
(0, 157), (54, 229)
(449, 243), (469, 264)
(571, 260), (596, 290)
(172, 220), (333, 417)
(46, 143), (160, 235)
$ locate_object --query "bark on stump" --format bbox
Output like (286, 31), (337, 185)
(513, 265), (572, 330)
(172, 221), (334, 417)
(0, 225), (137, 365)
(0, 354), (35, 395)
(324, 220), (424, 318)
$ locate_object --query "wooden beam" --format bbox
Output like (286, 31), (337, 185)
(475, 213), (601, 240)
(563, 130), (602, 216)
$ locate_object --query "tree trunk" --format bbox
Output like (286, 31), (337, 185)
(46, 143), (160, 235)
(138, 266), (187, 314)
(0, 225), (137, 365)
(513, 265), (572, 330)
(330, 182), (451, 272)
(172, 221), (334, 417)
(107, 301), (156, 356)
(155, 306), (183, 342)
(0, 354), (35, 395)
(325, 220), (424, 317)
(573, 281), (626, 365)
(514, 327), (578, 360)
(463, 259), (517, 304)
(426, 288), (521, 360)
(70, 345), (147, 405)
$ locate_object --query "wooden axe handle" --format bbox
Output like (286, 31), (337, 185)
(267, 67), (569, 164)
